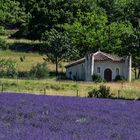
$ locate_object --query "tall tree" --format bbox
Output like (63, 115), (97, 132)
(20, 0), (97, 39)
(41, 29), (73, 75)
(63, 9), (108, 58)
(105, 21), (134, 54)
(64, 10), (134, 58)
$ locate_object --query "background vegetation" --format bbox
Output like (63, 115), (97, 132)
(0, 0), (140, 78)
(0, 0), (140, 99)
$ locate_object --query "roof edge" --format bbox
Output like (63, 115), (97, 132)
(65, 58), (85, 68)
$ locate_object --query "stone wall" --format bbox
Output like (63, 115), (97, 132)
(94, 61), (124, 80)
(66, 55), (132, 82)
(66, 63), (85, 80)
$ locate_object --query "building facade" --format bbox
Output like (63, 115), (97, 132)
(65, 51), (132, 82)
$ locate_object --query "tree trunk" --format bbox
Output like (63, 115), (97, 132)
(134, 66), (137, 79)
(138, 67), (140, 79)
(55, 57), (58, 77)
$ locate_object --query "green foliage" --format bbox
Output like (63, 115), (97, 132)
(92, 74), (103, 83)
(88, 85), (111, 98)
(0, 59), (17, 78)
(41, 29), (73, 75)
(64, 10), (108, 57)
(18, 71), (29, 79)
(114, 75), (125, 81)
(0, 38), (8, 50)
(0, 26), (6, 35)
(21, 0), (97, 39)
(104, 21), (134, 54)
(0, 0), (26, 27)
(0, 0), (140, 80)
(29, 62), (49, 79)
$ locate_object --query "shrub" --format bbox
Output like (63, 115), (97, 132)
(114, 75), (125, 81)
(56, 72), (67, 80)
(88, 85), (111, 98)
(18, 71), (29, 79)
(0, 59), (17, 78)
(0, 38), (8, 50)
(0, 26), (6, 35)
(29, 62), (49, 79)
(88, 89), (99, 98)
(92, 74), (103, 83)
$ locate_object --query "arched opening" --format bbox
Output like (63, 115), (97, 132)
(104, 68), (112, 82)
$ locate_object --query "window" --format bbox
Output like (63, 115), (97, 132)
(97, 67), (100, 73)
(69, 71), (72, 79)
(116, 68), (119, 76)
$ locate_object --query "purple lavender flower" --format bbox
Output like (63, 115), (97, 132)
(0, 93), (140, 140)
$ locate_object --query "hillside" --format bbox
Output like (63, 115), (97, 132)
(0, 0), (140, 77)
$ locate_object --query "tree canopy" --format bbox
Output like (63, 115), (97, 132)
(0, 0), (140, 77)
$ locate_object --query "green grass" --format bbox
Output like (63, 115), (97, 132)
(1, 29), (42, 45)
(0, 78), (92, 97)
(0, 31), (140, 99)
(0, 78), (140, 99)
(7, 38), (42, 45)
(0, 50), (44, 71)
(0, 49), (66, 72)
(116, 89), (140, 100)
(0, 48), (140, 99)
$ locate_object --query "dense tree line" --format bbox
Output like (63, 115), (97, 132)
(0, 0), (140, 78)
(0, 0), (26, 28)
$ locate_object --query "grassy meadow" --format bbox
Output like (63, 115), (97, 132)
(0, 77), (140, 99)
(0, 47), (140, 100)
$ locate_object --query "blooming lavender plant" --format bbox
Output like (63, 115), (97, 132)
(0, 93), (140, 140)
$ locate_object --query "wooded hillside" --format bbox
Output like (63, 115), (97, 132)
(0, 0), (140, 78)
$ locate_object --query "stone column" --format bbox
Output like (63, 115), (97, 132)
(91, 55), (94, 77)
(128, 56), (132, 82)
(85, 54), (92, 81)
(124, 56), (128, 80)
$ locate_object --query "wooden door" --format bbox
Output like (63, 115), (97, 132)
(104, 69), (112, 82)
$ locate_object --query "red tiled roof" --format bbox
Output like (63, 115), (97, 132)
(93, 51), (124, 61)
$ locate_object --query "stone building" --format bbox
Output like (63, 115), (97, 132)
(65, 50), (132, 82)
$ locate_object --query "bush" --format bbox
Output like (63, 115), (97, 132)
(0, 59), (17, 78)
(0, 38), (8, 50)
(92, 74), (103, 83)
(88, 89), (99, 98)
(0, 26), (6, 35)
(114, 75), (125, 81)
(29, 62), (49, 79)
(18, 71), (29, 79)
(88, 85), (111, 98)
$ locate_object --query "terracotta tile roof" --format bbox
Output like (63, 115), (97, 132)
(65, 51), (124, 68)
(93, 51), (124, 61)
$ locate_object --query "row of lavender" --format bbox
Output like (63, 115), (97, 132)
(0, 93), (140, 140)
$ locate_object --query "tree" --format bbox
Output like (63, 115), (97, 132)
(64, 10), (134, 58)
(41, 29), (73, 75)
(121, 31), (140, 79)
(105, 21), (134, 54)
(63, 10), (108, 58)
(0, 0), (26, 28)
(18, 0), (97, 39)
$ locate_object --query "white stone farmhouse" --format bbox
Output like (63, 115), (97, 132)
(65, 50), (132, 82)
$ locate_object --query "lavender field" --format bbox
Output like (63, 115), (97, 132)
(0, 93), (140, 140)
